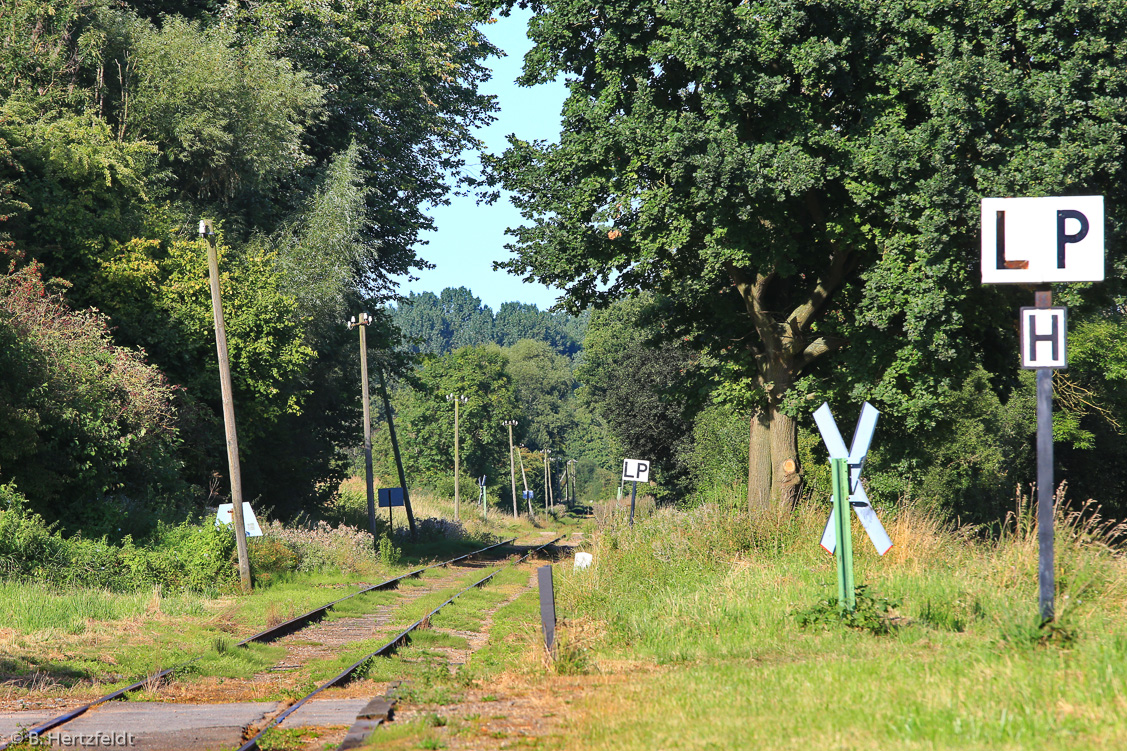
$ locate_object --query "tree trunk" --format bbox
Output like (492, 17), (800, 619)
(747, 409), (772, 513)
(770, 406), (801, 508)
(747, 358), (801, 511)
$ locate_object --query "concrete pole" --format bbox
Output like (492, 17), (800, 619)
(517, 446), (532, 516)
(547, 455), (555, 509)
(200, 220), (251, 593)
(505, 421), (518, 518)
(543, 450), (550, 512)
(455, 397), (460, 521)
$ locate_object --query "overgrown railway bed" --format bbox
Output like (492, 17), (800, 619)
(0, 534), (567, 750)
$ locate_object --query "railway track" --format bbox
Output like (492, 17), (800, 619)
(0, 535), (562, 751)
(239, 534), (563, 751)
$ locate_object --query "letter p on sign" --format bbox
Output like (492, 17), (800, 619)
(622, 459), (651, 483)
(981, 196), (1104, 284)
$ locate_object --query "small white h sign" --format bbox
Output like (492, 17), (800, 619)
(622, 459), (650, 483)
(981, 196), (1104, 284)
(1020, 307), (1067, 369)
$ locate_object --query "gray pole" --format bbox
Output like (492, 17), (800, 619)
(568, 459), (576, 506)
(200, 221), (251, 593)
(504, 421), (518, 518)
(517, 446), (533, 516)
(446, 395), (467, 521)
(376, 364), (417, 537)
(543, 450), (550, 512)
(547, 455), (555, 509)
(455, 397), (460, 521)
(1036, 287), (1055, 622)
(629, 480), (638, 527)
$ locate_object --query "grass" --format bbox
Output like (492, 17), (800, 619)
(0, 485), (571, 692)
(543, 495), (1127, 749)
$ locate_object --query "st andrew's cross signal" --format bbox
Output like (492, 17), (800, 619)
(981, 194), (1104, 623)
(812, 402), (893, 612)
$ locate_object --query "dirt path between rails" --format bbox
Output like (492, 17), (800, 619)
(0, 532), (578, 750)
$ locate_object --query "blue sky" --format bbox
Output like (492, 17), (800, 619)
(394, 9), (568, 312)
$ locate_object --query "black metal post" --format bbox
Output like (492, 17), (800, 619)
(1036, 287), (1055, 623)
(537, 565), (556, 656)
(376, 364), (416, 537)
(629, 480), (637, 527)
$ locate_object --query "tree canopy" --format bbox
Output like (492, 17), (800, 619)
(0, 0), (501, 530)
(489, 0), (1127, 509)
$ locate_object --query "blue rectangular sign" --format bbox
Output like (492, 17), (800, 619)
(378, 487), (405, 508)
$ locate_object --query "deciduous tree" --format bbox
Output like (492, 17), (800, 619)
(490, 0), (1127, 509)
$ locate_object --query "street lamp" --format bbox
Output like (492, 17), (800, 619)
(447, 394), (468, 521)
(199, 219), (251, 593)
(501, 419), (519, 518)
(348, 312), (378, 546)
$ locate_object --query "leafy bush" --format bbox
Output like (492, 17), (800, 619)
(794, 586), (902, 636)
(247, 538), (300, 586)
(260, 519), (379, 573)
(0, 482), (236, 592)
(0, 257), (184, 531)
(685, 403), (751, 505)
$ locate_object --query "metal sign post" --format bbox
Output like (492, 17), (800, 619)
(478, 475), (488, 519)
(830, 458), (854, 610)
(378, 488), (405, 534)
(980, 196), (1103, 623)
(537, 565), (557, 656)
(813, 402), (893, 612)
(621, 459), (650, 527)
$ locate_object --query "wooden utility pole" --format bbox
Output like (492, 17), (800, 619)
(200, 220), (251, 593)
(348, 313), (377, 549)
(375, 363), (417, 537)
(503, 420), (518, 518)
(447, 394), (467, 521)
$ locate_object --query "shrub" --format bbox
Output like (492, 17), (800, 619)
(0, 257), (184, 531)
(260, 519), (379, 573)
(0, 482), (237, 592)
(247, 537), (300, 586)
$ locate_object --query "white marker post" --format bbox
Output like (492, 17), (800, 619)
(981, 195), (1103, 623)
(813, 402), (893, 611)
(622, 458), (650, 526)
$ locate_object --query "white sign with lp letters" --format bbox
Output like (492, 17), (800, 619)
(621, 458), (650, 483)
(981, 196), (1104, 284)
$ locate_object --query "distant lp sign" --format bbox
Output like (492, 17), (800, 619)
(981, 196), (1104, 283)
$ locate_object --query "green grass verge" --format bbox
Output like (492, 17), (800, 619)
(549, 501), (1127, 750)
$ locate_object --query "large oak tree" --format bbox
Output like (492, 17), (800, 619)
(489, 0), (1127, 509)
